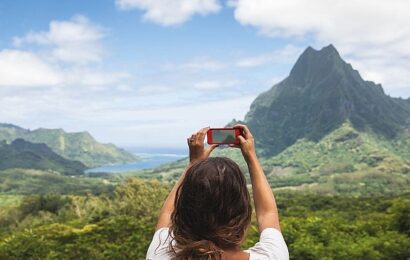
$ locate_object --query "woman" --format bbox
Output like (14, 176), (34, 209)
(146, 124), (289, 259)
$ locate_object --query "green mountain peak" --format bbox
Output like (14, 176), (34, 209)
(290, 44), (358, 85)
(244, 45), (410, 157)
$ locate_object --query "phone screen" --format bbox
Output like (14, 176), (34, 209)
(212, 129), (236, 143)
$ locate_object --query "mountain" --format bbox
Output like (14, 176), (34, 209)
(0, 124), (138, 167)
(0, 139), (86, 175)
(261, 122), (410, 194)
(393, 97), (410, 114)
(132, 45), (410, 196)
(244, 45), (410, 156)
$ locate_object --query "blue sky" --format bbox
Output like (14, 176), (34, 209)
(0, 0), (409, 149)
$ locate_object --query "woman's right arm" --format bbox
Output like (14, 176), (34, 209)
(234, 124), (281, 232)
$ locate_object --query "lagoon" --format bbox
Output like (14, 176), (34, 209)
(85, 152), (186, 173)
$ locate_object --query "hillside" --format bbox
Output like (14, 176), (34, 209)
(394, 97), (410, 114)
(0, 124), (138, 167)
(0, 168), (113, 195)
(125, 125), (410, 196)
(261, 123), (410, 195)
(245, 45), (410, 157)
(0, 139), (86, 175)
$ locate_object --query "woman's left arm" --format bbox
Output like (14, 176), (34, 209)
(155, 127), (217, 230)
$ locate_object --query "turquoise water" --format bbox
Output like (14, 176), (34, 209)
(85, 153), (186, 173)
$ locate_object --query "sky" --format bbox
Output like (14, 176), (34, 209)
(0, 0), (409, 150)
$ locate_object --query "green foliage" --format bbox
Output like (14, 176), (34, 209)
(245, 192), (410, 260)
(0, 139), (86, 175)
(0, 217), (154, 260)
(0, 178), (169, 259)
(389, 199), (410, 236)
(0, 179), (409, 259)
(19, 194), (70, 216)
(114, 178), (170, 221)
(0, 195), (23, 208)
(0, 123), (138, 167)
(263, 123), (410, 173)
(0, 169), (114, 195)
(256, 123), (410, 194)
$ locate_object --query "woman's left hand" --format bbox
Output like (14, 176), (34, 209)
(188, 127), (218, 165)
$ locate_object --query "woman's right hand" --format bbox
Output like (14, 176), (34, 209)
(187, 127), (218, 165)
(233, 124), (257, 162)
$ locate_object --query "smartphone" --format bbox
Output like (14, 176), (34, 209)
(207, 128), (242, 145)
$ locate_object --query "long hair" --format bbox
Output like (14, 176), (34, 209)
(169, 157), (252, 259)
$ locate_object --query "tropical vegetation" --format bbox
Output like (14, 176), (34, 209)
(0, 179), (409, 259)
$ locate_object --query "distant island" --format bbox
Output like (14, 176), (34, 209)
(0, 123), (139, 168)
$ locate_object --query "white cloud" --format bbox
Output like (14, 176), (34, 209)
(348, 56), (410, 97)
(14, 15), (106, 64)
(135, 84), (174, 95)
(231, 0), (410, 41)
(82, 95), (256, 147)
(2, 12), (269, 150)
(175, 57), (225, 72)
(161, 57), (225, 76)
(0, 77), (255, 147)
(0, 49), (61, 87)
(193, 79), (241, 90)
(194, 80), (223, 90)
(236, 55), (272, 68)
(235, 45), (302, 68)
(115, 0), (221, 25)
(1, 16), (129, 90)
(231, 0), (410, 97)
(63, 69), (131, 86)
(0, 48), (128, 89)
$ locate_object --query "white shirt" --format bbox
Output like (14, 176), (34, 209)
(146, 227), (289, 260)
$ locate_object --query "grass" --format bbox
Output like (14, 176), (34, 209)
(0, 168), (114, 195)
(0, 195), (23, 208)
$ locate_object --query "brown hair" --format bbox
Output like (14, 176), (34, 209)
(169, 157), (252, 259)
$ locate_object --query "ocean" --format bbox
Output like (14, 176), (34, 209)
(85, 151), (186, 173)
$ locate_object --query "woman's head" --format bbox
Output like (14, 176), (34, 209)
(170, 157), (252, 259)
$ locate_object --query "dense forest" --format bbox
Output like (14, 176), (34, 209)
(0, 178), (409, 259)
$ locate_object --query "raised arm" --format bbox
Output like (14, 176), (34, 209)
(234, 124), (281, 232)
(155, 127), (217, 230)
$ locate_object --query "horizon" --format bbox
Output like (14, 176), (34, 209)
(1, 0), (409, 149)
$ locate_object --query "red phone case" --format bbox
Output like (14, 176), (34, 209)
(207, 128), (241, 145)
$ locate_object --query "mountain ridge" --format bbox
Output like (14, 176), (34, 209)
(0, 124), (138, 167)
(244, 44), (410, 157)
(0, 138), (86, 175)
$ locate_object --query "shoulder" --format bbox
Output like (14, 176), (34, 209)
(245, 228), (289, 260)
(146, 228), (174, 260)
